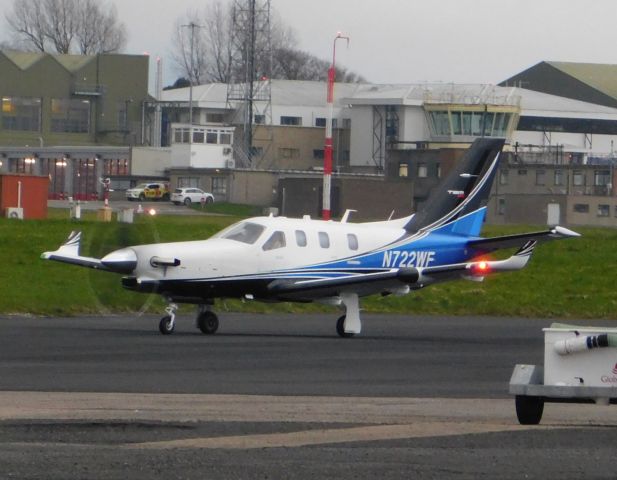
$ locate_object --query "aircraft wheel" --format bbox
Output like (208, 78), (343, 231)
(197, 311), (219, 334)
(515, 395), (544, 425)
(336, 315), (354, 338)
(159, 315), (175, 335)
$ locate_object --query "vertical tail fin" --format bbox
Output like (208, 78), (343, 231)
(404, 138), (504, 235)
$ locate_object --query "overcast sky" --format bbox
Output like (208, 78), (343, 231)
(2, 0), (617, 87)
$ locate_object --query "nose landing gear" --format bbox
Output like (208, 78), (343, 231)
(159, 303), (178, 335)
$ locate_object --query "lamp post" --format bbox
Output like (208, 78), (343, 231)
(182, 22), (202, 131)
(322, 32), (349, 220)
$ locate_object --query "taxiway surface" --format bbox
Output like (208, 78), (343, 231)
(0, 313), (615, 479)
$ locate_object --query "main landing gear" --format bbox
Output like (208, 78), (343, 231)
(158, 303), (219, 335)
(336, 293), (361, 338)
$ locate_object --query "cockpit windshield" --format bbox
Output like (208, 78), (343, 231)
(214, 221), (266, 244)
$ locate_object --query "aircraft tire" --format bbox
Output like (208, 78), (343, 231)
(198, 311), (219, 334)
(336, 315), (354, 338)
(514, 395), (544, 425)
(159, 315), (175, 335)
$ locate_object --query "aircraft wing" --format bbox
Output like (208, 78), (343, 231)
(268, 240), (541, 301)
(419, 240), (538, 284)
(467, 226), (580, 253)
(41, 231), (109, 271)
(267, 268), (419, 301)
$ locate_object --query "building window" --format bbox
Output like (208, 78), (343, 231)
(518, 169), (527, 176)
(193, 130), (205, 143)
(279, 148), (299, 159)
(178, 177), (200, 188)
(573, 170), (585, 186)
(399, 163), (408, 178)
(315, 117), (326, 127)
(207, 113), (225, 123)
(211, 177), (227, 195)
(436, 163), (441, 178)
(295, 230), (307, 247)
(347, 234), (359, 251)
(594, 170), (611, 186)
(50, 99), (90, 133)
(535, 169), (546, 185)
(598, 204), (610, 217)
(220, 133), (232, 145)
(499, 169), (508, 185)
(573, 203), (589, 213)
(498, 198), (505, 215)
(280, 116), (302, 126)
(417, 163), (428, 178)
(318, 231), (330, 248)
(554, 169), (564, 186)
(343, 118), (351, 129)
(206, 132), (218, 144)
(104, 159), (128, 176)
(254, 114), (265, 124)
(1, 96), (41, 131)
(313, 149), (324, 160)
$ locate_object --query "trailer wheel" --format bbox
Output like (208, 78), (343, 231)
(515, 395), (544, 425)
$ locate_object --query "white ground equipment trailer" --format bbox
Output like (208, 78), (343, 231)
(510, 324), (617, 424)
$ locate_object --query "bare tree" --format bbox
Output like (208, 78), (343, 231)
(171, 2), (365, 85)
(74, 0), (126, 54)
(171, 10), (212, 85)
(6, 0), (48, 51)
(5, 0), (126, 54)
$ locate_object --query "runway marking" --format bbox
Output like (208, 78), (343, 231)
(130, 422), (532, 450)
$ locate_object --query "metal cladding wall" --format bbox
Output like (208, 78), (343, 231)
(0, 174), (49, 219)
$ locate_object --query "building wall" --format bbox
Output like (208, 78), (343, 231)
(131, 147), (171, 177)
(0, 52), (149, 148)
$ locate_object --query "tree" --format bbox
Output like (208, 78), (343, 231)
(171, 1), (365, 85)
(5, 0), (127, 54)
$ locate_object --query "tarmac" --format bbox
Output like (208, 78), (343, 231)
(0, 313), (616, 479)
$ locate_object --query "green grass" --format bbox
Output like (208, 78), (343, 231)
(189, 202), (264, 217)
(0, 211), (615, 319)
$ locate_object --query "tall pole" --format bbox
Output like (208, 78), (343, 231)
(322, 32), (349, 220)
(182, 22), (202, 130)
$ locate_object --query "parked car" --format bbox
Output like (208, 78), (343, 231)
(126, 182), (170, 201)
(171, 188), (214, 206)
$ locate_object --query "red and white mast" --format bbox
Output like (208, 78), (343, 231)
(322, 32), (349, 220)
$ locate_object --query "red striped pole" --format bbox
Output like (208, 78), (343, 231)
(322, 33), (349, 220)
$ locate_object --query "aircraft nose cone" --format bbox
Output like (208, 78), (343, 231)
(101, 248), (138, 273)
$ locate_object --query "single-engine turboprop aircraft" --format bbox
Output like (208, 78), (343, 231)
(42, 138), (579, 337)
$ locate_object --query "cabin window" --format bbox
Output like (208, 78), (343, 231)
(262, 231), (286, 251)
(218, 222), (265, 244)
(318, 232), (330, 248)
(347, 234), (358, 251)
(295, 230), (307, 247)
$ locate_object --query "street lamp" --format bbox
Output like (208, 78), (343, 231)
(322, 32), (349, 220)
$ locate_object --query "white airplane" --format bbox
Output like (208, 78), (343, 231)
(42, 138), (580, 337)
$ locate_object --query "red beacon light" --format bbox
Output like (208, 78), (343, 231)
(471, 261), (490, 275)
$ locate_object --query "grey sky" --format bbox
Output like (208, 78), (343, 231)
(2, 0), (617, 86)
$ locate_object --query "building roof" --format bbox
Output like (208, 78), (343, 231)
(160, 79), (363, 109)
(160, 78), (617, 122)
(0, 50), (145, 73)
(546, 61), (617, 101)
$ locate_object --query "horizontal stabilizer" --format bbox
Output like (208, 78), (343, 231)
(41, 231), (108, 271)
(468, 226), (580, 253)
